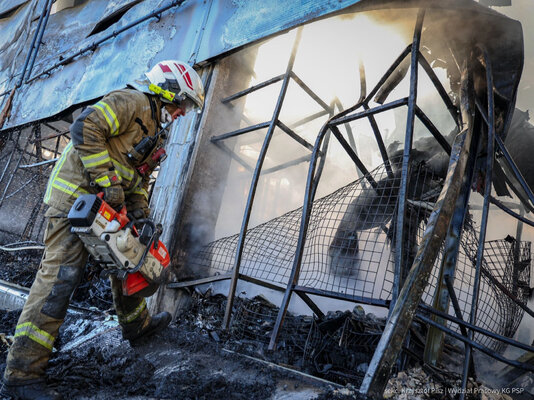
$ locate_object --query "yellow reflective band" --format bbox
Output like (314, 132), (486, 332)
(112, 159), (134, 181)
(92, 101), (119, 136)
(15, 322), (54, 350)
(44, 142), (73, 203)
(80, 149), (111, 169)
(133, 187), (148, 200)
(51, 177), (88, 198)
(125, 174), (142, 195)
(123, 299), (147, 323)
(95, 175), (111, 187)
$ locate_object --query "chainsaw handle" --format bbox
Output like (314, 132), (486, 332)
(97, 191), (129, 227)
(116, 205), (129, 227)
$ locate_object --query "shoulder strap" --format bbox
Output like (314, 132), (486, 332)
(146, 95), (160, 132)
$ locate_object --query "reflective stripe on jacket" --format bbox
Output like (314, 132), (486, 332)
(44, 89), (162, 213)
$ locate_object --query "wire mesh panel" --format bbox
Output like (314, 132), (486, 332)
(0, 121), (68, 243)
(188, 159), (530, 348)
(231, 295), (314, 367)
(455, 230), (531, 352)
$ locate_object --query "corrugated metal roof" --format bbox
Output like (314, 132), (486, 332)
(0, 0), (523, 131)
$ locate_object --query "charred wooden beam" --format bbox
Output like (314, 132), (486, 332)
(424, 124), (478, 368)
(360, 50), (475, 398)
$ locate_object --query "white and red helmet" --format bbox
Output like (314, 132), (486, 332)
(131, 60), (205, 113)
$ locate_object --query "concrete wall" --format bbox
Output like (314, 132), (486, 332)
(148, 49), (257, 317)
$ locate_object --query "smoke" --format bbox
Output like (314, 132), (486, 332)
(213, 10), (424, 240)
(183, 7), (534, 368)
(185, 9), (461, 307)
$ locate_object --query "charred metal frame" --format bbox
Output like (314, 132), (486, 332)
(192, 8), (534, 397)
(209, 27), (351, 328)
(360, 18), (534, 399)
(0, 116), (71, 241)
(206, 8), (534, 398)
(1, 1), (530, 396)
(266, 9), (447, 352)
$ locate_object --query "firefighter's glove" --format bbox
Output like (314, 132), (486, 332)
(127, 207), (150, 221)
(126, 196), (150, 220)
(103, 185), (125, 210)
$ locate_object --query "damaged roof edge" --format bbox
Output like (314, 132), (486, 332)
(0, 0), (29, 18)
(0, 0), (523, 132)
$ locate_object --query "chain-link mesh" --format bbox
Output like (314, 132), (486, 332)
(188, 160), (531, 351)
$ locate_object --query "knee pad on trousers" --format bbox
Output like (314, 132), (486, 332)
(41, 265), (84, 319)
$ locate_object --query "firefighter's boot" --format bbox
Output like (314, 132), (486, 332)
(110, 276), (171, 345)
(123, 311), (172, 345)
(0, 380), (61, 400)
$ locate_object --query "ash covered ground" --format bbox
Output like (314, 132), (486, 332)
(0, 252), (363, 399)
(0, 251), (113, 311)
(0, 252), (527, 400)
(0, 295), (363, 400)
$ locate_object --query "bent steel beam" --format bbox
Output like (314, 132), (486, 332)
(360, 59), (475, 397)
(460, 46), (495, 398)
(392, 9), (425, 307)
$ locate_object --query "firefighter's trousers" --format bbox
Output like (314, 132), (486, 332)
(4, 209), (153, 383)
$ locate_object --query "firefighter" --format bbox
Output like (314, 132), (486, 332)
(1, 60), (205, 400)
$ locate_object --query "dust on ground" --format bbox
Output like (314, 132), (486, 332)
(0, 297), (367, 400)
(0, 254), (527, 400)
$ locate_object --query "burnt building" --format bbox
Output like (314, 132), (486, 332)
(0, 0), (533, 397)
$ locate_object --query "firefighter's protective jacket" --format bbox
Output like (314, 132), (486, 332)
(44, 89), (162, 213)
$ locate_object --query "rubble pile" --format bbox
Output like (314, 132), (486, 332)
(0, 251), (40, 287)
(0, 251), (113, 311)
(175, 292), (528, 400)
(0, 282), (527, 399)
(384, 367), (516, 400)
(182, 292), (386, 386)
(0, 308), (333, 399)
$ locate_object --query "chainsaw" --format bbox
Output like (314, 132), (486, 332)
(67, 193), (170, 297)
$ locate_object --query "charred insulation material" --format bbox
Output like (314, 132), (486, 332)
(0, 251), (41, 288)
(0, 253), (113, 311)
